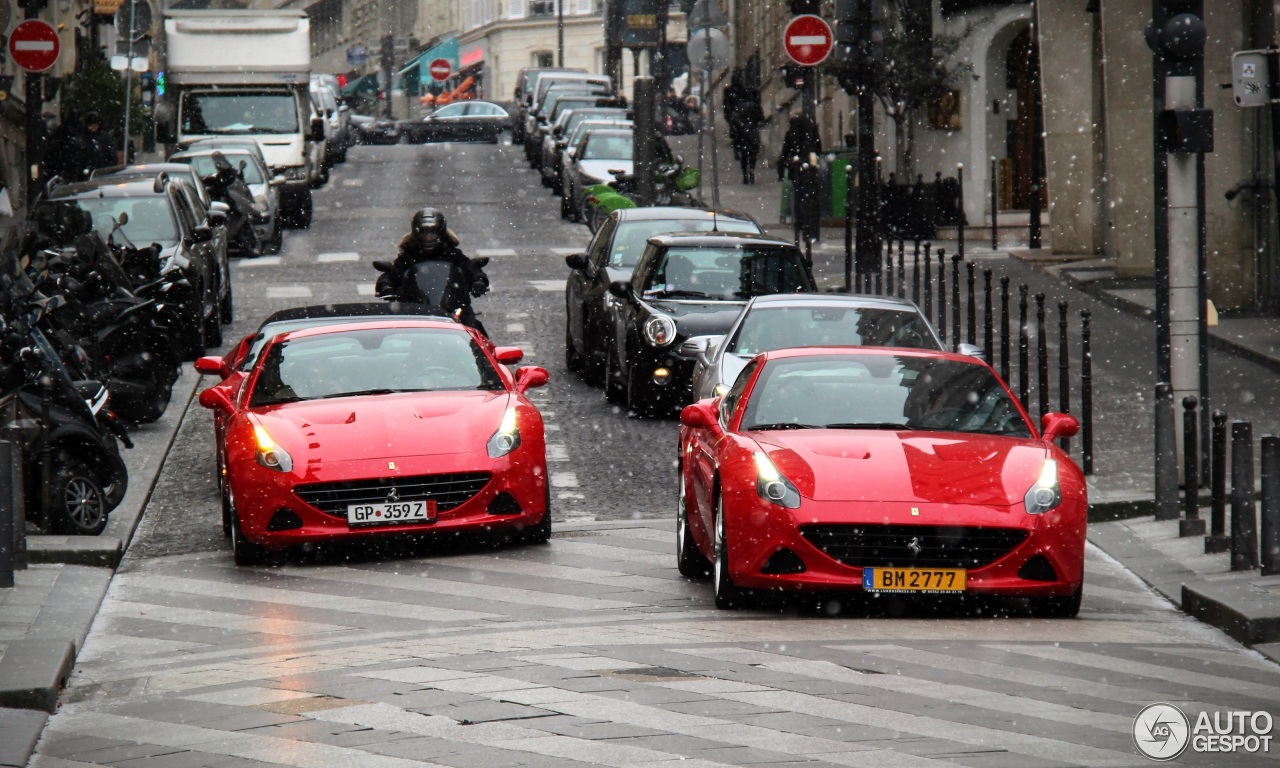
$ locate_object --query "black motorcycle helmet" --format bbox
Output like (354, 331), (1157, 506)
(411, 207), (448, 251)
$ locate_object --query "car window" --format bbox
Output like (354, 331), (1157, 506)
(608, 218), (760, 269)
(182, 91), (299, 134)
(177, 153), (264, 185)
(720, 358), (759, 425)
(434, 103), (466, 118)
(567, 121), (631, 153)
(582, 134), (633, 160)
(473, 103), (505, 116)
(249, 327), (505, 406)
(588, 217), (615, 269)
(640, 246), (814, 300)
(728, 306), (940, 355)
(740, 354), (1031, 436)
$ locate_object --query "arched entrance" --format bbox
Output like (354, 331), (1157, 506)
(1005, 27), (1046, 210)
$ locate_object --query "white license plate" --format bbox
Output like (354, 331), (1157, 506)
(346, 500), (437, 526)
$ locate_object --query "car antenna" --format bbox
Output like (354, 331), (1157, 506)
(712, 210), (719, 232)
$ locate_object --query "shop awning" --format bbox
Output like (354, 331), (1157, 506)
(341, 72), (379, 99)
(398, 35), (459, 91)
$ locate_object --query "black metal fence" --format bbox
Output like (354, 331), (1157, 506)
(878, 173), (964, 241)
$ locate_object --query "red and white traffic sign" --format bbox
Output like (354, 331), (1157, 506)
(8, 20), (60, 73)
(428, 58), (452, 82)
(783, 15), (833, 67)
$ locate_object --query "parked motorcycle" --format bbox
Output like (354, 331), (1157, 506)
(583, 162), (702, 232)
(198, 154), (266, 258)
(371, 257), (491, 337)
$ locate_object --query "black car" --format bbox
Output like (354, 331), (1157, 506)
(33, 176), (228, 357)
(602, 231), (817, 415)
(400, 101), (510, 144)
(565, 207), (762, 386)
(350, 114), (401, 145)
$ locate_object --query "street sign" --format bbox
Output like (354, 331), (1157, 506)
(8, 20), (61, 73)
(428, 58), (452, 82)
(1232, 49), (1272, 108)
(783, 15), (833, 67)
(687, 28), (730, 73)
(347, 45), (367, 67)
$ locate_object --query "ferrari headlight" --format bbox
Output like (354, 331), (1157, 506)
(754, 451), (800, 509)
(1024, 459), (1061, 514)
(487, 406), (521, 458)
(254, 424), (294, 472)
(643, 315), (677, 347)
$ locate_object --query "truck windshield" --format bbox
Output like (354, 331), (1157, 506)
(182, 92), (299, 135)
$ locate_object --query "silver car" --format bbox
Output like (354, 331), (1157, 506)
(687, 293), (945, 401)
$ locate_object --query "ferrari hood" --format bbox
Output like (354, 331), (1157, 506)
(254, 391), (508, 462)
(755, 430), (1050, 507)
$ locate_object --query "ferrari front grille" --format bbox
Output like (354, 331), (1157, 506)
(799, 524), (1028, 569)
(294, 472), (492, 518)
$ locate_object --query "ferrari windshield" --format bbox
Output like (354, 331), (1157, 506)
(741, 354), (1030, 437)
(728, 306), (940, 355)
(249, 327), (505, 407)
(641, 246), (815, 300)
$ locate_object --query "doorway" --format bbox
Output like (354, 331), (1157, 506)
(1006, 28), (1046, 210)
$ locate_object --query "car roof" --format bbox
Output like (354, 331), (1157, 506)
(648, 231), (797, 248)
(171, 148), (265, 164)
(272, 318), (470, 344)
(183, 138), (265, 155)
(743, 293), (924, 311)
(760, 346), (981, 366)
(94, 163), (197, 178)
(259, 302), (451, 327)
(47, 177), (167, 199)
(581, 128), (632, 139)
(616, 207), (756, 225)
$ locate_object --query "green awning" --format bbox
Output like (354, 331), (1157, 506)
(398, 35), (459, 92)
(341, 72), (379, 98)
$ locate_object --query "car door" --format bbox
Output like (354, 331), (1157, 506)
(615, 245), (658, 381)
(175, 187), (223, 304)
(577, 216), (615, 358)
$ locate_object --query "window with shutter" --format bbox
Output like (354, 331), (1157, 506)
(575, 0), (592, 13)
(509, 0), (526, 17)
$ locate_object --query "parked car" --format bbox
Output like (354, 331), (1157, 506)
(35, 176), (228, 356)
(197, 320), (551, 565)
(350, 114), (401, 145)
(562, 128), (635, 223)
(564, 207), (761, 386)
(168, 147), (282, 254)
(688, 293), (945, 401)
(542, 108), (630, 192)
(602, 231), (817, 414)
(312, 75), (350, 163)
(512, 66), (584, 145)
(676, 346), (1085, 616)
(400, 101), (509, 144)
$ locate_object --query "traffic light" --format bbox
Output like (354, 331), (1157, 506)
(834, 0), (883, 94)
(789, 0), (820, 14)
(379, 33), (395, 69)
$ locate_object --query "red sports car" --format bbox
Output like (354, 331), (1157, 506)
(198, 319), (550, 565)
(676, 347), (1085, 616)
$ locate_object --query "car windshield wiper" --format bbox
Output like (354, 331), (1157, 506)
(256, 396), (308, 406)
(321, 388), (408, 399)
(745, 423), (820, 431)
(649, 288), (713, 299)
(823, 422), (913, 430)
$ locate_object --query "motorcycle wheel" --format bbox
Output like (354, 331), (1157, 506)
(112, 371), (171, 425)
(50, 460), (109, 536)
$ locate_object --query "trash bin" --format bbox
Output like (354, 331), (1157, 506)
(827, 151), (857, 221)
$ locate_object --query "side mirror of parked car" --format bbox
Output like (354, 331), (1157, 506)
(269, 175), (287, 187)
(190, 225), (214, 244)
(207, 210), (227, 226)
(494, 346), (524, 364)
(608, 280), (632, 299)
(194, 356), (230, 379)
(310, 118), (326, 142)
(680, 401), (719, 431)
(1041, 413), (1080, 443)
(198, 386), (234, 414)
(515, 366), (549, 393)
(564, 253), (589, 271)
(678, 335), (721, 360)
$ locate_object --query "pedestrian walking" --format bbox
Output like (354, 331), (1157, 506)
(778, 114), (822, 242)
(81, 112), (119, 175)
(733, 86), (764, 184)
(723, 72), (745, 160)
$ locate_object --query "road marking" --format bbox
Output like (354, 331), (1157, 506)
(505, 322), (526, 334)
(550, 472), (579, 488)
(317, 251), (360, 262)
(341, 178), (365, 186)
(357, 283), (377, 296)
(546, 443), (568, 462)
(475, 248), (517, 257)
(530, 280), (564, 292)
(265, 285), (313, 298)
(550, 247), (581, 256)
(233, 256), (281, 266)
(98, 599), (346, 636)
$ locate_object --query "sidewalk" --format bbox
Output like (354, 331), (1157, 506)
(670, 133), (1280, 664)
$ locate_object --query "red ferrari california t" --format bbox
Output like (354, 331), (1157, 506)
(198, 319), (550, 565)
(676, 347), (1085, 616)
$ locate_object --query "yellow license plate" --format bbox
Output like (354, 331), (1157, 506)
(862, 567), (966, 593)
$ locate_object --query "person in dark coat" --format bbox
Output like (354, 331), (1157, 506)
(723, 72), (745, 160)
(81, 112), (119, 175)
(378, 207), (489, 304)
(733, 86), (765, 184)
(777, 114), (822, 180)
(778, 115), (823, 241)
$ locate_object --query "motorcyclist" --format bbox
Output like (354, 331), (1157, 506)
(377, 207), (489, 304)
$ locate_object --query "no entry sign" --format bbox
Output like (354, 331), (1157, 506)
(9, 20), (61, 73)
(428, 58), (452, 82)
(783, 15), (833, 67)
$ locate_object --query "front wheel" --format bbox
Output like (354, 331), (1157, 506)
(676, 466), (711, 579)
(521, 485), (552, 544)
(713, 492), (749, 609)
(1029, 585), (1082, 618)
(229, 494), (270, 566)
(605, 339), (626, 406)
(49, 460), (108, 536)
(565, 322), (583, 373)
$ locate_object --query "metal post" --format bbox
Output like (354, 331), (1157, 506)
(557, 0), (565, 66)
(937, 249), (947, 345)
(633, 77), (657, 207)
(0, 440), (14, 588)
(990, 156), (999, 250)
(1018, 285), (1029, 408)
(1230, 421), (1258, 570)
(1057, 301), (1070, 453)
(874, 245), (883, 295)
(844, 164), (854, 292)
(1035, 293), (1048, 421)
(1206, 410), (1230, 552)
(1181, 397), (1206, 536)
(884, 245), (893, 297)
(1081, 309), (1094, 475)
(39, 376), (53, 533)
(1260, 436), (1279, 576)
(923, 243), (933, 324)
(983, 269), (993, 358)
(957, 163), (965, 261)
(121, 0), (140, 162)
(966, 262), (977, 346)
(897, 239), (905, 299)
(1028, 5), (1043, 250)
(950, 254), (961, 350)
(1001, 277), (1011, 382)
(1155, 382), (1180, 521)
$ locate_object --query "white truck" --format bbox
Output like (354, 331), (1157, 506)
(157, 9), (322, 227)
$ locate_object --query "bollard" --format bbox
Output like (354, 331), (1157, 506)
(957, 164), (965, 261)
(1080, 310), (1094, 475)
(1181, 397), (1206, 536)
(875, 246), (884, 295)
(1018, 285), (1030, 408)
(1000, 277), (1011, 381)
(40, 376), (53, 533)
(1206, 411), (1230, 553)
(966, 262), (977, 346)
(1230, 421), (1259, 570)
(1057, 301), (1070, 454)
(951, 254), (961, 351)
(926, 248), (936, 337)
(1260, 436), (1279, 576)
(990, 157), (999, 250)
(884, 247), (892, 297)
(1155, 383), (1180, 522)
(897, 239), (906, 299)
(912, 243), (922, 305)
(1035, 293), (1048, 421)
(983, 269), (993, 358)
(937, 249), (948, 344)
(0, 440), (14, 588)
(844, 164), (854, 293)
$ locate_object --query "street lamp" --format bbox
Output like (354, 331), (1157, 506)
(557, 0), (564, 67)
